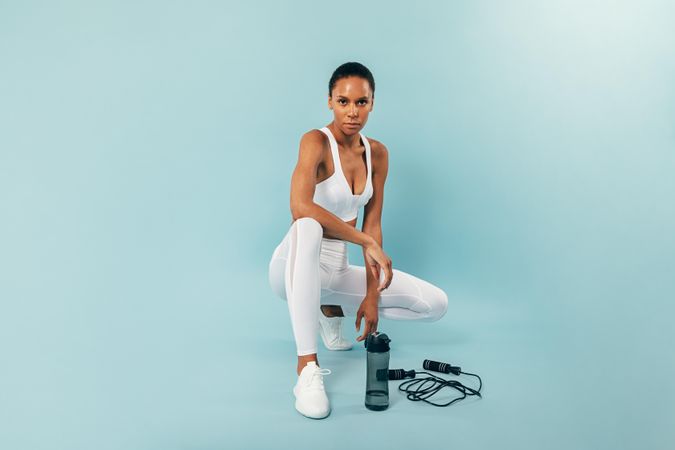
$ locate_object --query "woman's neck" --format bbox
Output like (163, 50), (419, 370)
(328, 123), (361, 149)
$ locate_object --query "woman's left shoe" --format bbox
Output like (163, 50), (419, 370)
(318, 314), (353, 351)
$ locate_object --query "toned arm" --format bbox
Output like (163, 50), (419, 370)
(361, 140), (389, 298)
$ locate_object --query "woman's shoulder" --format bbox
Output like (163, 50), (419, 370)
(301, 128), (330, 144)
(298, 128), (330, 154)
(364, 135), (389, 161)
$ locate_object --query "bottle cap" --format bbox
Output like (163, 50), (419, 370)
(364, 331), (391, 352)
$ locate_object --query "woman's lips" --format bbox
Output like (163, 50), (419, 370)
(346, 123), (360, 127)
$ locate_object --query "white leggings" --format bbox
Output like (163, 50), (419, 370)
(268, 217), (449, 356)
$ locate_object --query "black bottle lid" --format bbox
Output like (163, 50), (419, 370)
(364, 331), (391, 352)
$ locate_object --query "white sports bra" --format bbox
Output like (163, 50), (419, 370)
(313, 126), (374, 221)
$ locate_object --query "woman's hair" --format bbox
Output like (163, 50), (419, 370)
(328, 62), (375, 98)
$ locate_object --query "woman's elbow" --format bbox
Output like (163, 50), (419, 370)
(290, 202), (312, 221)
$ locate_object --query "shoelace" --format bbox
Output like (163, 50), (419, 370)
(305, 367), (332, 391)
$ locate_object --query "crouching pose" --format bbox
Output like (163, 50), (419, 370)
(268, 62), (448, 419)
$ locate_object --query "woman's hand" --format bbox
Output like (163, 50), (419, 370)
(355, 296), (379, 342)
(363, 241), (393, 292)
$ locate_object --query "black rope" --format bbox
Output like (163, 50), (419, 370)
(396, 370), (482, 407)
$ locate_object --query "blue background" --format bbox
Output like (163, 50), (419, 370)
(1, 1), (674, 449)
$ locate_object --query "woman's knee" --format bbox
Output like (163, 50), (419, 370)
(419, 280), (448, 321)
(430, 287), (448, 321)
(291, 216), (323, 245)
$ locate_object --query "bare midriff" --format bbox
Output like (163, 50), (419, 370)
(323, 217), (357, 240)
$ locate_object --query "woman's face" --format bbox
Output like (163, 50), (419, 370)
(328, 76), (374, 136)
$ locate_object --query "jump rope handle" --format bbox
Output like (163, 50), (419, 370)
(423, 359), (462, 375)
(380, 360), (463, 381)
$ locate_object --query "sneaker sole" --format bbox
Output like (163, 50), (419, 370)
(294, 401), (331, 419)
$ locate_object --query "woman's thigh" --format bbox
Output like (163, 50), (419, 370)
(268, 225), (448, 322)
(322, 265), (448, 321)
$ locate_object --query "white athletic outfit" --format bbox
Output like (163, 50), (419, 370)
(268, 126), (448, 356)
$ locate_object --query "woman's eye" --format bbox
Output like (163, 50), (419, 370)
(337, 99), (367, 105)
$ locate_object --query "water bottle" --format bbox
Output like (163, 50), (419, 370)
(365, 331), (391, 411)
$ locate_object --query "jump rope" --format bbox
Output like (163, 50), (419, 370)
(379, 359), (483, 407)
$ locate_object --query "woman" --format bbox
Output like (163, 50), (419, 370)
(268, 62), (448, 419)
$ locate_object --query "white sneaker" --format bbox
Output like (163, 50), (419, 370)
(293, 361), (332, 419)
(319, 315), (353, 351)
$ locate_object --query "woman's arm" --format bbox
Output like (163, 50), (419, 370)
(355, 140), (390, 342)
(290, 130), (375, 248)
(361, 140), (389, 299)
